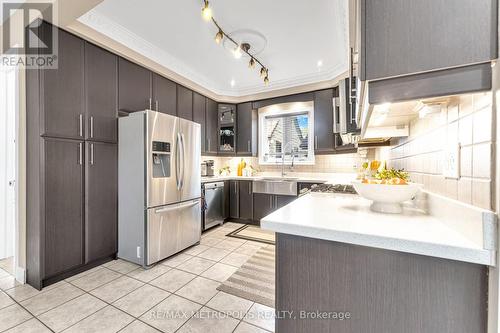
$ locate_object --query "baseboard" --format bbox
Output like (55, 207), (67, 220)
(15, 266), (26, 284)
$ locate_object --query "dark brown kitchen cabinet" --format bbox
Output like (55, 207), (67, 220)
(276, 195), (296, 209)
(205, 98), (218, 154)
(253, 193), (297, 222)
(40, 26), (85, 139)
(85, 142), (118, 263)
(229, 180), (239, 219)
(27, 21), (119, 290)
(85, 43), (118, 143)
(253, 193), (275, 222)
(177, 85), (193, 120)
(193, 92), (206, 152)
(238, 180), (253, 221)
(118, 58), (152, 112)
(361, 0), (498, 81)
(236, 102), (256, 156)
(314, 89), (335, 154)
(43, 137), (84, 277)
(276, 234), (487, 333)
(152, 73), (176, 116)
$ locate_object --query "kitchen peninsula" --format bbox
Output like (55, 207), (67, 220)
(261, 192), (497, 333)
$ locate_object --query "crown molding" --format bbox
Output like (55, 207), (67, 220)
(76, 3), (348, 99)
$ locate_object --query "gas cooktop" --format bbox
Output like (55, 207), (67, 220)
(310, 184), (357, 194)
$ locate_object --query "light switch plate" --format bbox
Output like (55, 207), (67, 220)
(443, 143), (460, 179)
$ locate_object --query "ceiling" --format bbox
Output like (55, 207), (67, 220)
(78, 0), (349, 97)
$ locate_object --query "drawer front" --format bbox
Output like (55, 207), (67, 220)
(147, 199), (201, 265)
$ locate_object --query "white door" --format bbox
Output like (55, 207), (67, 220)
(0, 66), (16, 260)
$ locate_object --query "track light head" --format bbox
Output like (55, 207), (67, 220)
(248, 58), (255, 69)
(264, 75), (269, 85)
(215, 29), (223, 44)
(260, 67), (267, 78)
(201, 1), (212, 21)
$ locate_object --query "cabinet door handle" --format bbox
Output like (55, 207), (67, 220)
(315, 136), (318, 149)
(90, 116), (94, 138)
(269, 195), (273, 208)
(247, 140), (251, 152)
(90, 143), (94, 165)
(149, 98), (152, 110)
(79, 114), (83, 137)
(78, 143), (82, 165)
(155, 100), (159, 111)
(207, 138), (211, 151)
(248, 183), (251, 195)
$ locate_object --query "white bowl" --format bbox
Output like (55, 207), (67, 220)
(352, 181), (422, 214)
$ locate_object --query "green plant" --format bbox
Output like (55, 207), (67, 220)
(374, 168), (409, 181)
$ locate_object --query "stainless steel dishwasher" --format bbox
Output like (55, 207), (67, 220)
(202, 182), (225, 231)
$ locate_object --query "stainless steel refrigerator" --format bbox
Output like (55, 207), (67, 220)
(118, 110), (201, 266)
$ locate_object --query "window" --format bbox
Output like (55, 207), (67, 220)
(258, 102), (314, 165)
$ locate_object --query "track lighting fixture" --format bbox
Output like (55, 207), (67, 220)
(201, 0), (212, 21)
(200, 0), (269, 85)
(214, 29), (223, 44)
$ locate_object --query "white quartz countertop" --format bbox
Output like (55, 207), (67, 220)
(261, 192), (495, 265)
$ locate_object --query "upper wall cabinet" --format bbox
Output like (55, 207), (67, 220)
(177, 85), (193, 120)
(236, 102), (256, 156)
(85, 43), (118, 143)
(193, 92), (206, 152)
(361, 0), (498, 81)
(313, 89), (335, 154)
(205, 99), (218, 154)
(152, 73), (177, 116)
(40, 25), (85, 139)
(118, 58), (152, 112)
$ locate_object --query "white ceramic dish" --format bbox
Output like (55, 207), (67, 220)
(352, 181), (422, 214)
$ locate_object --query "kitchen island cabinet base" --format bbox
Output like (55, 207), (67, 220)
(276, 233), (487, 333)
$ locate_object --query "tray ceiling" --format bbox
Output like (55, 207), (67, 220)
(78, 0), (348, 97)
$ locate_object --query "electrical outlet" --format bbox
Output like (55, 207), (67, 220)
(443, 143), (460, 179)
(136, 246), (141, 259)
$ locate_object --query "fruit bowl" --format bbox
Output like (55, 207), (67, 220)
(351, 181), (422, 214)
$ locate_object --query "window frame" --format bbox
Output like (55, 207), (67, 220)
(258, 101), (315, 165)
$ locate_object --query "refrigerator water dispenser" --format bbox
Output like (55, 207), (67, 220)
(152, 141), (171, 178)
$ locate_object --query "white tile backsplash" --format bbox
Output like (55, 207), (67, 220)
(460, 145), (473, 177)
(382, 92), (494, 210)
(202, 151), (374, 176)
(458, 114), (473, 146)
(457, 177), (473, 205)
(473, 107), (493, 144)
(472, 143), (492, 179)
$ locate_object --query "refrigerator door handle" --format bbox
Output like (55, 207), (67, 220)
(176, 133), (182, 190)
(155, 200), (200, 214)
(180, 133), (186, 189)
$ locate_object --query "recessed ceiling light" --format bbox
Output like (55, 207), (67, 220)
(230, 79), (235, 87)
(317, 60), (323, 67)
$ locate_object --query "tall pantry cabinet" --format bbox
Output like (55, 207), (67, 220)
(26, 22), (118, 289)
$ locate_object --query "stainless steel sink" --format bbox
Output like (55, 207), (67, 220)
(253, 178), (298, 196)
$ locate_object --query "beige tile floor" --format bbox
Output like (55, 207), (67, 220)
(0, 222), (275, 333)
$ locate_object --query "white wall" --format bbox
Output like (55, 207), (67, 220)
(0, 67), (17, 260)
